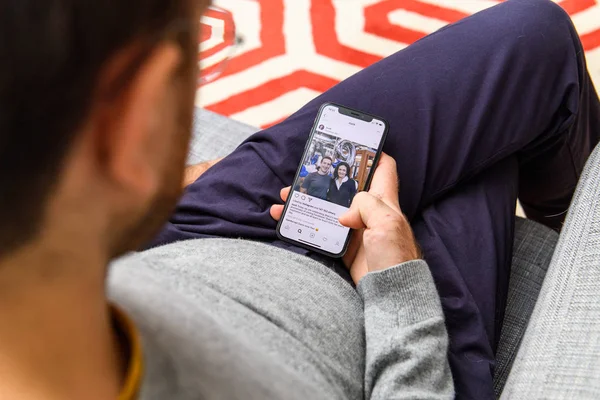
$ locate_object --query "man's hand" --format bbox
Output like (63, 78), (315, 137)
(182, 158), (224, 188)
(270, 153), (420, 284)
(338, 153), (421, 283)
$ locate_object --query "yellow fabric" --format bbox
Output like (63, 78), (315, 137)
(112, 306), (144, 400)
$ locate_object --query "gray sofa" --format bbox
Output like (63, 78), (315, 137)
(191, 108), (600, 399)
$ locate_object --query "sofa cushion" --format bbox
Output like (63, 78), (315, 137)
(188, 108), (258, 165)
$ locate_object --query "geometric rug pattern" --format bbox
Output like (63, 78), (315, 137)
(197, 0), (600, 129)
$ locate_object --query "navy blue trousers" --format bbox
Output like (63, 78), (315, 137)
(151, 1), (600, 398)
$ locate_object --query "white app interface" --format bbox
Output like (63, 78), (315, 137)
(280, 105), (385, 254)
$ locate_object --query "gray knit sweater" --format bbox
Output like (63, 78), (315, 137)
(108, 239), (453, 399)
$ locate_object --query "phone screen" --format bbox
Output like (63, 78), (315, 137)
(277, 103), (388, 257)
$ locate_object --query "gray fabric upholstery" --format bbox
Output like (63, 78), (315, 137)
(494, 218), (559, 397)
(501, 143), (600, 399)
(187, 108), (258, 165)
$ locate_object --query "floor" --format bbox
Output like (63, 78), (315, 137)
(197, 0), (600, 129)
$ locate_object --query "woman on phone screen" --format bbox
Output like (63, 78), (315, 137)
(327, 162), (357, 207)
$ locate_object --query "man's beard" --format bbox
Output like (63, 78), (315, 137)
(115, 157), (186, 256)
(108, 33), (198, 258)
(110, 95), (194, 257)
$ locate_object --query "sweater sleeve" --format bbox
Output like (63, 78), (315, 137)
(357, 260), (454, 400)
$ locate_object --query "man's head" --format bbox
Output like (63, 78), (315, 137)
(0, 0), (209, 260)
(319, 157), (333, 174)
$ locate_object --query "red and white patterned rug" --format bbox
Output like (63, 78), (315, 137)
(197, 0), (600, 129)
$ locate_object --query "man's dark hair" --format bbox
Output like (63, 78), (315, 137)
(0, 0), (199, 255)
(333, 162), (351, 180)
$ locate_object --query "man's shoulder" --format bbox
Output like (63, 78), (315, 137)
(108, 262), (323, 400)
(108, 239), (357, 307)
(303, 172), (317, 183)
(107, 238), (362, 400)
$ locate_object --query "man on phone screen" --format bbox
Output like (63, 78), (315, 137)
(300, 156), (332, 199)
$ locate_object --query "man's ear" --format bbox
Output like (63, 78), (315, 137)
(92, 42), (183, 199)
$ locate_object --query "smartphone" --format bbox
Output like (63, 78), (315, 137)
(276, 102), (389, 258)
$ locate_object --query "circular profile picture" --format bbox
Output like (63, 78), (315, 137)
(318, 124), (325, 130)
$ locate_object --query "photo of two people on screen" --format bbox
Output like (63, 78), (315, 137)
(296, 131), (377, 208)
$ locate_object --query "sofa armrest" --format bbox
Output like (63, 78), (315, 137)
(501, 143), (600, 399)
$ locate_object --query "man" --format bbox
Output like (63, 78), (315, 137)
(0, 2), (598, 400)
(0, 0), (446, 399)
(300, 156), (333, 199)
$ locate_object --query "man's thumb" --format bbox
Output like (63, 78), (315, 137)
(339, 193), (370, 229)
(339, 207), (364, 229)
